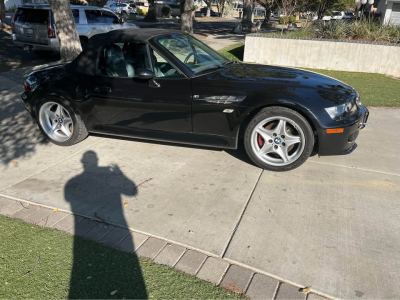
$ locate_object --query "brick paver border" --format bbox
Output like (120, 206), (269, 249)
(0, 195), (332, 300)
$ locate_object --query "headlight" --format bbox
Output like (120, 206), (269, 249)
(325, 101), (358, 120)
(355, 91), (361, 106)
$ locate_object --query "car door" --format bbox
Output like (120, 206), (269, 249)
(85, 42), (192, 133)
(83, 9), (119, 36)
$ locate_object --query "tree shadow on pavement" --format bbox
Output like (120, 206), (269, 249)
(0, 88), (48, 166)
(64, 151), (147, 299)
(0, 31), (59, 73)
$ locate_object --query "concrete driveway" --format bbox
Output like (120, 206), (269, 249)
(1, 75), (399, 299)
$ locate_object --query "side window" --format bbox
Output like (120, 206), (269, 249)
(85, 10), (101, 23)
(72, 9), (79, 24)
(85, 10), (118, 24)
(150, 47), (185, 79)
(97, 42), (151, 78)
(100, 10), (119, 23)
(110, 3), (117, 7)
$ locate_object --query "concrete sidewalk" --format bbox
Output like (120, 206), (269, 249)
(1, 74), (400, 299)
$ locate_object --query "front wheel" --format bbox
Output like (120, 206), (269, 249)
(244, 106), (314, 171)
(36, 97), (88, 146)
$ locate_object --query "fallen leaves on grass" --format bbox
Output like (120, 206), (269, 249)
(110, 290), (118, 296)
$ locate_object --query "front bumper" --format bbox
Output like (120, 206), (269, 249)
(317, 106), (369, 156)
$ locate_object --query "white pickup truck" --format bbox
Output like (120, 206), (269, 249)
(11, 3), (139, 54)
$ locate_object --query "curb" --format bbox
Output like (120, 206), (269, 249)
(0, 195), (332, 300)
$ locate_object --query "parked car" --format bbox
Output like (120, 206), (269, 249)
(106, 2), (137, 16)
(312, 14), (332, 21)
(20, 29), (369, 172)
(11, 4), (139, 54)
(342, 12), (355, 19)
(331, 11), (344, 19)
(163, 3), (181, 17)
(195, 8), (221, 17)
(272, 11), (280, 18)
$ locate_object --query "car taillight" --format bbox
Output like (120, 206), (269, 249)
(24, 83), (28, 92)
(47, 14), (56, 38)
(128, 6), (132, 9)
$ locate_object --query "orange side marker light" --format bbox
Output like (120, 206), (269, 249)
(326, 128), (344, 134)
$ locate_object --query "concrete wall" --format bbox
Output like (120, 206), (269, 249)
(244, 35), (400, 78)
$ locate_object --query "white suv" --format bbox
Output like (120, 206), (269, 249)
(107, 3), (137, 16)
(12, 4), (139, 54)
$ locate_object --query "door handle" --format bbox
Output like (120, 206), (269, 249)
(94, 86), (112, 93)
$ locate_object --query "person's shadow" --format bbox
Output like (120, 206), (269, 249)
(64, 151), (147, 299)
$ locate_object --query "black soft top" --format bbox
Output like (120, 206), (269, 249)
(70, 28), (182, 75)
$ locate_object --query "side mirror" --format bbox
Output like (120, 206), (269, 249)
(118, 18), (124, 24)
(136, 68), (154, 80)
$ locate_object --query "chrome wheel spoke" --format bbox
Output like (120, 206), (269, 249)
(274, 146), (289, 163)
(59, 124), (71, 137)
(63, 117), (72, 125)
(256, 126), (273, 141)
(52, 121), (60, 131)
(45, 109), (57, 122)
(258, 143), (274, 156)
(285, 133), (301, 147)
(275, 119), (287, 136)
(55, 104), (62, 117)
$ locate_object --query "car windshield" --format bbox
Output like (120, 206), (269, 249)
(156, 34), (229, 74)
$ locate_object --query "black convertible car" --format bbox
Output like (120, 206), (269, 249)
(21, 29), (369, 171)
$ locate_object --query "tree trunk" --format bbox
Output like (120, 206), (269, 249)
(317, 2), (327, 19)
(221, 0), (226, 16)
(49, 0), (82, 62)
(262, 7), (271, 27)
(0, 0), (9, 29)
(180, 0), (194, 34)
(143, 0), (158, 21)
(241, 0), (253, 29)
(206, 3), (211, 17)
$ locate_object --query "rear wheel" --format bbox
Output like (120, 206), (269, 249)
(36, 97), (88, 146)
(244, 106), (314, 171)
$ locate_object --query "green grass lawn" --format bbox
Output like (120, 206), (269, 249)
(219, 43), (400, 107)
(0, 215), (243, 299)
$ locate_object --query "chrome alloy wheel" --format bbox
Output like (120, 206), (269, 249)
(38, 102), (73, 142)
(251, 117), (305, 167)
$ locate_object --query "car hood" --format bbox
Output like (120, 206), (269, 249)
(208, 63), (357, 106)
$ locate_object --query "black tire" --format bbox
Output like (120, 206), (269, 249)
(35, 96), (88, 146)
(244, 106), (314, 171)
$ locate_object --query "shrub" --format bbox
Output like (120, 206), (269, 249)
(137, 8), (147, 16)
(279, 15), (296, 24)
(161, 5), (171, 17)
(325, 10), (333, 16)
(5, 4), (18, 12)
(287, 19), (400, 44)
